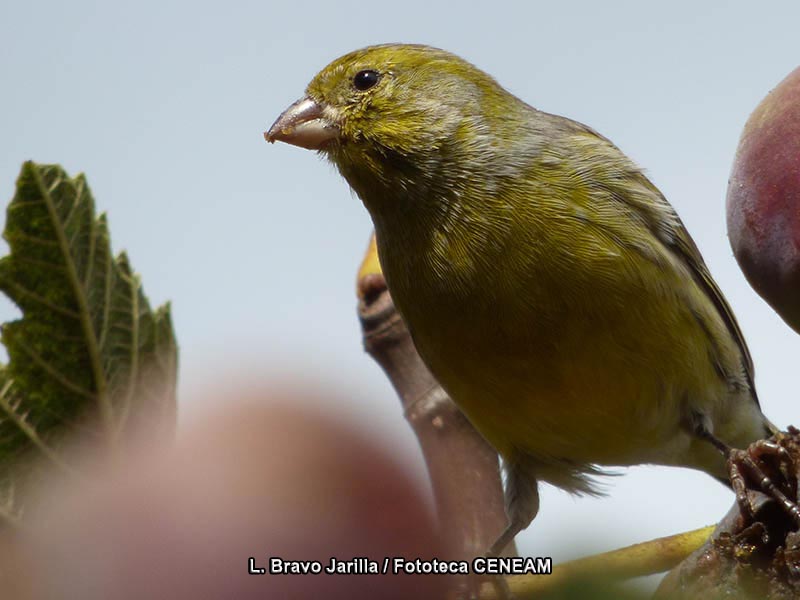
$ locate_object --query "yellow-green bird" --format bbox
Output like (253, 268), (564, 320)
(266, 44), (775, 554)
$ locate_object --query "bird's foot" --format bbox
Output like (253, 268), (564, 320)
(728, 434), (800, 529)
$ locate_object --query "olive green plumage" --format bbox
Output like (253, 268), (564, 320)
(268, 43), (773, 548)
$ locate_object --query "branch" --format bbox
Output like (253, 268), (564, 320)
(488, 525), (714, 599)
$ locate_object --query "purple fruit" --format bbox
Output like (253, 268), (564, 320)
(727, 66), (800, 332)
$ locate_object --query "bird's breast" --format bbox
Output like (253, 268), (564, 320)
(372, 211), (732, 466)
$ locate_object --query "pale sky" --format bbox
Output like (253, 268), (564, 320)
(3, 0), (800, 588)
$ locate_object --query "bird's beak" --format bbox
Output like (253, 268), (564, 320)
(265, 97), (339, 150)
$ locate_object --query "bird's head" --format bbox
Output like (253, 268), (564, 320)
(266, 44), (513, 178)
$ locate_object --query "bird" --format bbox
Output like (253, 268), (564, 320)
(265, 43), (776, 555)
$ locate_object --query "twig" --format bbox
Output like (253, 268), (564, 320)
(489, 525), (715, 599)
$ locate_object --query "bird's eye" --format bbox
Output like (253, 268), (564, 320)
(353, 69), (380, 91)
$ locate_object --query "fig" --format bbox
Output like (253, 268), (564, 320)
(727, 66), (800, 333)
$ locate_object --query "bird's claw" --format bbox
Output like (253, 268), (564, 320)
(728, 436), (800, 529)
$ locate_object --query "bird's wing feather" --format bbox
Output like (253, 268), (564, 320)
(568, 124), (757, 405)
(665, 212), (758, 404)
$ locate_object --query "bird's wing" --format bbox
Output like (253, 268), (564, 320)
(567, 124), (757, 405)
(662, 207), (758, 404)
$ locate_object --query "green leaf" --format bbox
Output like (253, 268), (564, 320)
(0, 161), (178, 518)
